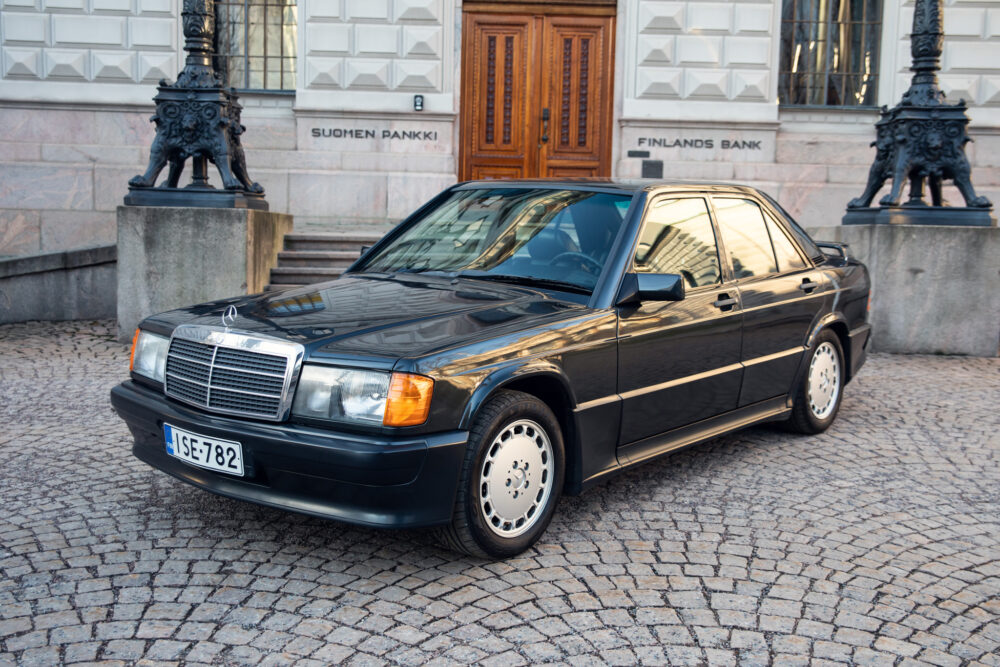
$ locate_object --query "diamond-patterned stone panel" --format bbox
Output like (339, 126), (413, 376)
(724, 36), (769, 67)
(306, 56), (343, 87)
(129, 17), (174, 49)
(944, 7), (986, 38)
(44, 0), (85, 11)
(733, 4), (771, 34)
(939, 75), (980, 106)
(983, 76), (1000, 104)
(309, 0), (341, 19)
(52, 15), (125, 46)
(731, 69), (769, 100)
(92, 0), (131, 10)
(92, 50), (133, 80)
(3, 47), (40, 77)
(638, 1), (684, 33)
(355, 24), (399, 57)
(676, 35), (721, 65)
(944, 42), (997, 71)
(403, 26), (441, 58)
(636, 66), (682, 97)
(686, 2), (731, 32)
(306, 23), (351, 55)
(347, 0), (388, 21)
(137, 0), (171, 14)
(2, 13), (47, 43)
(684, 68), (727, 98)
(345, 59), (389, 88)
(638, 35), (674, 65)
(393, 59), (438, 89)
(137, 51), (174, 82)
(395, 0), (440, 22)
(44, 49), (87, 79)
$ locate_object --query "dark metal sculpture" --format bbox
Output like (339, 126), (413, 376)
(125, 0), (266, 210)
(845, 0), (993, 226)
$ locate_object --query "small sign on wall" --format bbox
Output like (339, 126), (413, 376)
(299, 118), (453, 154)
(620, 124), (777, 164)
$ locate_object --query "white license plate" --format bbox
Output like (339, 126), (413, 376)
(164, 423), (244, 476)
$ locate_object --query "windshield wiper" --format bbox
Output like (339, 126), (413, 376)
(457, 272), (591, 295)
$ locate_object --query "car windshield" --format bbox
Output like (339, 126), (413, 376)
(357, 188), (632, 293)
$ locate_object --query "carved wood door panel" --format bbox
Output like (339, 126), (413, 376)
(460, 9), (615, 181)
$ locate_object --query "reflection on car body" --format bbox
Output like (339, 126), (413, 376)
(111, 179), (871, 558)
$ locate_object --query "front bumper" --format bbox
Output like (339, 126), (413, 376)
(110, 381), (468, 528)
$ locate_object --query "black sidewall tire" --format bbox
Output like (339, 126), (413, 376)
(464, 393), (565, 559)
(791, 330), (845, 434)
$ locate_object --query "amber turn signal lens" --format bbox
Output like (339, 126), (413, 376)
(129, 328), (140, 371)
(383, 373), (434, 427)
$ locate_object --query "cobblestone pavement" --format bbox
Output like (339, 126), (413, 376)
(1, 320), (998, 667)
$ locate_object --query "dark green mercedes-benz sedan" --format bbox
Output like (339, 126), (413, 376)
(111, 180), (871, 558)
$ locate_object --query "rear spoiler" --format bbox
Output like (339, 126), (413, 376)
(815, 241), (850, 261)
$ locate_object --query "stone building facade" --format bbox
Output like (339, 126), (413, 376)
(1, 0), (998, 256)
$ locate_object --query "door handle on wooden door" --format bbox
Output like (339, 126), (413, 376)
(541, 108), (549, 143)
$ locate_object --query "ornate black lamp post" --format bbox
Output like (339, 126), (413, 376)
(844, 0), (993, 226)
(125, 0), (267, 210)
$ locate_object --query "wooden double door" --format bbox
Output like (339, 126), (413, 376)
(459, 6), (616, 181)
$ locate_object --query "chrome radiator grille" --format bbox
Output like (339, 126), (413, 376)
(164, 326), (303, 421)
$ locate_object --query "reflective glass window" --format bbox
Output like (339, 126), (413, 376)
(634, 198), (721, 289)
(214, 0), (297, 91)
(713, 198), (778, 279)
(778, 0), (882, 107)
(765, 214), (808, 272)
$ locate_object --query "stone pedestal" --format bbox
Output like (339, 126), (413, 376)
(116, 206), (293, 342)
(843, 207), (996, 227)
(805, 223), (999, 357)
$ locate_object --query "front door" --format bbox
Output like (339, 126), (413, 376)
(459, 5), (615, 180)
(616, 196), (744, 451)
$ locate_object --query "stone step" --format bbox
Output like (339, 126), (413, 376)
(283, 232), (384, 253)
(268, 266), (346, 285)
(277, 250), (360, 267)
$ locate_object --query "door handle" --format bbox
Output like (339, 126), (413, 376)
(798, 278), (820, 293)
(541, 108), (549, 144)
(713, 294), (738, 311)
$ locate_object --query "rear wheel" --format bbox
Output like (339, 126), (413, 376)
(786, 330), (844, 434)
(437, 390), (564, 558)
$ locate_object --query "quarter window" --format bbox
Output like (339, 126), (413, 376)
(214, 0), (298, 91)
(765, 214), (808, 272)
(635, 198), (721, 289)
(713, 198), (777, 280)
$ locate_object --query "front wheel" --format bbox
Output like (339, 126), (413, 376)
(786, 330), (845, 434)
(437, 390), (565, 558)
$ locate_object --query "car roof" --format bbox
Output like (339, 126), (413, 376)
(452, 178), (763, 196)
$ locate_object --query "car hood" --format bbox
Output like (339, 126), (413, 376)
(143, 273), (590, 365)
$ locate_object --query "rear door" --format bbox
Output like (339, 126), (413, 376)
(617, 196), (743, 446)
(710, 195), (826, 406)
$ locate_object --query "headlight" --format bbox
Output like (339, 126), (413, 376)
(130, 329), (169, 383)
(291, 366), (434, 427)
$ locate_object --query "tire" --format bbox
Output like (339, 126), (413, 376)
(437, 390), (565, 559)
(786, 329), (845, 434)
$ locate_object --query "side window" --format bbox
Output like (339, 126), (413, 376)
(634, 197), (721, 289)
(713, 198), (777, 279)
(764, 213), (808, 272)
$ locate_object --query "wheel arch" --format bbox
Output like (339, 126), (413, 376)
(806, 313), (853, 384)
(459, 365), (580, 494)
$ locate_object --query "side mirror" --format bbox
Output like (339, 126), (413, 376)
(616, 272), (686, 305)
